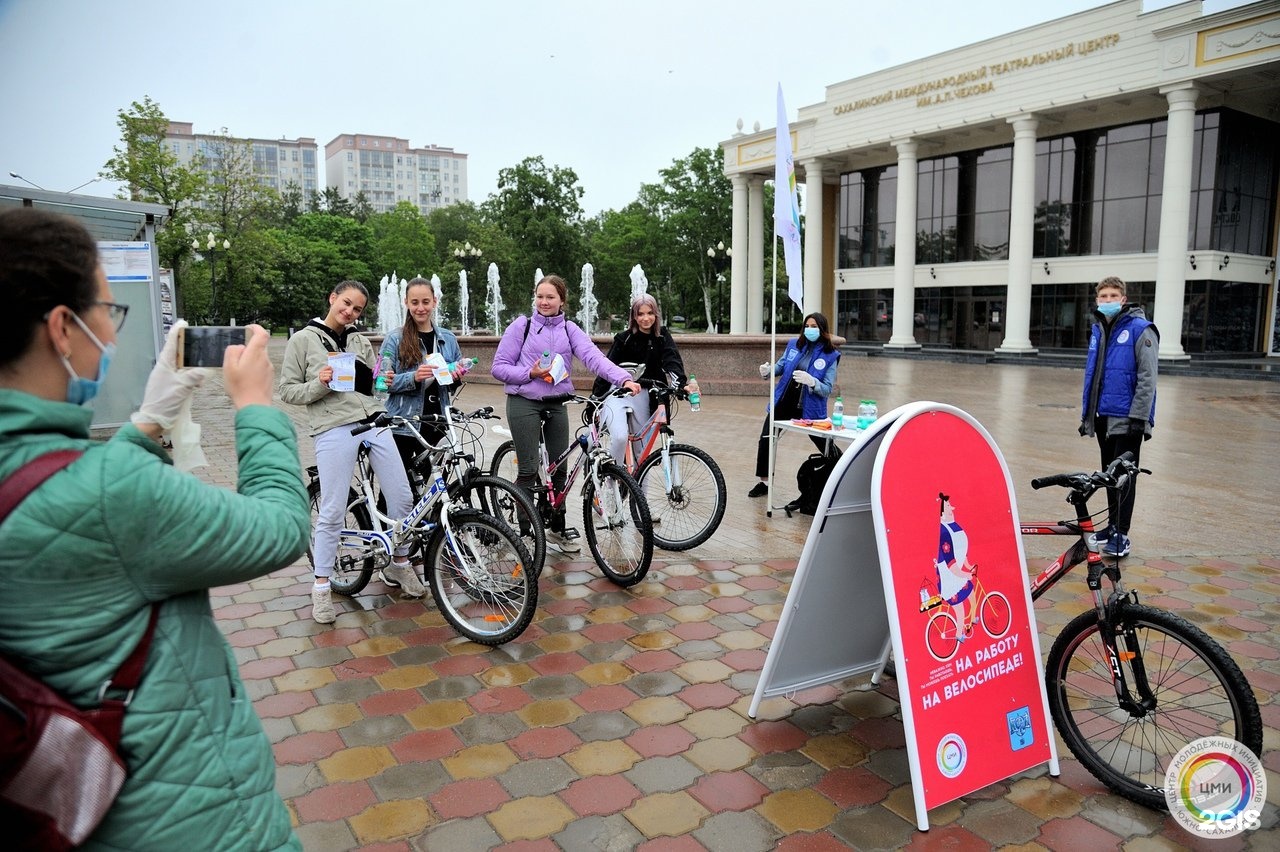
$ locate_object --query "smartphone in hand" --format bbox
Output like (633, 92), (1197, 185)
(177, 326), (247, 368)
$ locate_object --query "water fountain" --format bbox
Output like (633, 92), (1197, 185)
(430, 274), (447, 327)
(487, 263), (505, 333)
(576, 263), (598, 332)
(629, 264), (649, 303)
(458, 270), (471, 336)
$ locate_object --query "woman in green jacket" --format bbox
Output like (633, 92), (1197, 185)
(0, 208), (310, 851)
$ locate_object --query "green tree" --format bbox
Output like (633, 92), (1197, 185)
(639, 146), (733, 331)
(482, 156), (585, 305)
(185, 130), (280, 323)
(352, 190), (375, 224)
(371, 201), (436, 281)
(100, 96), (206, 307)
(585, 202), (668, 323)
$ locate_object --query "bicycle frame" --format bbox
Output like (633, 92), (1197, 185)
(1021, 464), (1155, 714)
(599, 385), (680, 491)
(338, 426), (481, 575)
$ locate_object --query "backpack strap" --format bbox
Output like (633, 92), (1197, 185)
(0, 450), (83, 522)
(0, 449), (160, 744)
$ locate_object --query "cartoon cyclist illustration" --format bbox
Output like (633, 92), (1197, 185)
(926, 493), (978, 640)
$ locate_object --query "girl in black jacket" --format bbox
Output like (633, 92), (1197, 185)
(591, 295), (696, 465)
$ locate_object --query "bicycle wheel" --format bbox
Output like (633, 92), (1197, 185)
(1045, 603), (1263, 810)
(454, 473), (546, 578)
(925, 610), (960, 662)
(980, 590), (1011, 639)
(424, 508), (537, 646)
(635, 443), (726, 551)
(582, 461), (653, 587)
(490, 440), (553, 528)
(305, 480), (375, 596)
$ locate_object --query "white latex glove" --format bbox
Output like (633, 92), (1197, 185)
(132, 321), (211, 430)
(792, 369), (817, 388)
(758, 362), (771, 379)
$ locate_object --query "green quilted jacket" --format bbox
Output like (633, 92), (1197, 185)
(0, 390), (310, 851)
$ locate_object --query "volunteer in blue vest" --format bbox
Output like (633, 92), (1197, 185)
(1079, 275), (1158, 558)
(748, 312), (841, 498)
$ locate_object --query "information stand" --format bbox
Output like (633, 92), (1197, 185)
(749, 401), (1057, 830)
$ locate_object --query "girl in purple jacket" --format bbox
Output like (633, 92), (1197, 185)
(491, 274), (640, 552)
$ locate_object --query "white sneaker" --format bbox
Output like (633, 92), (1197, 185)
(382, 561), (427, 598)
(311, 584), (336, 624)
(547, 527), (582, 554)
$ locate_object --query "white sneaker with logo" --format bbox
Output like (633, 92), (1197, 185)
(381, 561), (426, 598)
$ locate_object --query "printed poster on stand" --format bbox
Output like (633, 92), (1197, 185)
(872, 405), (1057, 828)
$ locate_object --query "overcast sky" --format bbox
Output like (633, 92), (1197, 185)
(0, 0), (1240, 216)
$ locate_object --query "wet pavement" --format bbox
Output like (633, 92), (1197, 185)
(185, 339), (1279, 850)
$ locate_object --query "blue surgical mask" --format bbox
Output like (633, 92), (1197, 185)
(60, 311), (115, 406)
(1096, 302), (1123, 319)
(803, 327), (820, 342)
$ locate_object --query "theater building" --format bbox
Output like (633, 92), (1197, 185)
(720, 0), (1279, 358)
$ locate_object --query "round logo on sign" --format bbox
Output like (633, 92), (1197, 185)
(936, 733), (967, 779)
(1165, 737), (1266, 838)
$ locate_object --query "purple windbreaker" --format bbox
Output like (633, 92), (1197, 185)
(491, 311), (631, 400)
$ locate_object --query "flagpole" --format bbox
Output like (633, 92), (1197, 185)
(767, 230), (779, 516)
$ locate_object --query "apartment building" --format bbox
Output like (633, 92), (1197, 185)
(323, 133), (468, 215)
(165, 122), (320, 204)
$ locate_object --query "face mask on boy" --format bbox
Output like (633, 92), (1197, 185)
(1096, 302), (1123, 319)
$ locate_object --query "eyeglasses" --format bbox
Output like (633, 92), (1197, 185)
(95, 301), (129, 331)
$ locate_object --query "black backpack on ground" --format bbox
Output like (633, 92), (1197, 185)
(786, 452), (836, 517)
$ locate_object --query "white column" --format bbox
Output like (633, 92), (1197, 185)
(996, 115), (1039, 353)
(1152, 84), (1199, 361)
(887, 139), (920, 348)
(730, 174), (748, 334)
(801, 158), (826, 317)
(748, 176), (766, 333)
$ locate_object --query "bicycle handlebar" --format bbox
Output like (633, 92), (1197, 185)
(1030, 451), (1149, 494)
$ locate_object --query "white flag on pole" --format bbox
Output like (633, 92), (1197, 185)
(774, 84), (804, 311)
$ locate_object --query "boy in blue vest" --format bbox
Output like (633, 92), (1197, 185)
(1079, 276), (1159, 558)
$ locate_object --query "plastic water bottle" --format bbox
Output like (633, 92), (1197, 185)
(831, 396), (844, 430)
(540, 350), (554, 383)
(373, 374), (389, 402)
(856, 399), (877, 431)
(687, 374), (701, 412)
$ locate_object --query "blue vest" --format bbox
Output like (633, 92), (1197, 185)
(1082, 312), (1154, 422)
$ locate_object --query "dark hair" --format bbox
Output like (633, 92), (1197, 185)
(397, 277), (435, 366)
(798, 312), (835, 353)
(1, 208), (101, 366)
(629, 294), (663, 336)
(333, 279), (369, 300)
(536, 274), (568, 304)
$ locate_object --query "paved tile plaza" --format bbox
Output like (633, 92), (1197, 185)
(184, 339), (1279, 850)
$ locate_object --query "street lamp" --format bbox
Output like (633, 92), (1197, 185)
(192, 232), (231, 323)
(707, 241), (732, 334)
(453, 241), (482, 326)
(8, 172), (45, 190)
(67, 177), (101, 194)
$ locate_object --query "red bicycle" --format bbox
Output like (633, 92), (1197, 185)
(1021, 452), (1261, 810)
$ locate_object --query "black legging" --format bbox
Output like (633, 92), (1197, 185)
(1095, 426), (1143, 534)
(755, 413), (830, 478)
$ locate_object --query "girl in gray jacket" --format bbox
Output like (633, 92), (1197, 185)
(278, 280), (426, 622)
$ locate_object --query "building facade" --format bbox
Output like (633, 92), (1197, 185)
(721, 0), (1280, 358)
(323, 133), (468, 215)
(165, 122), (320, 205)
